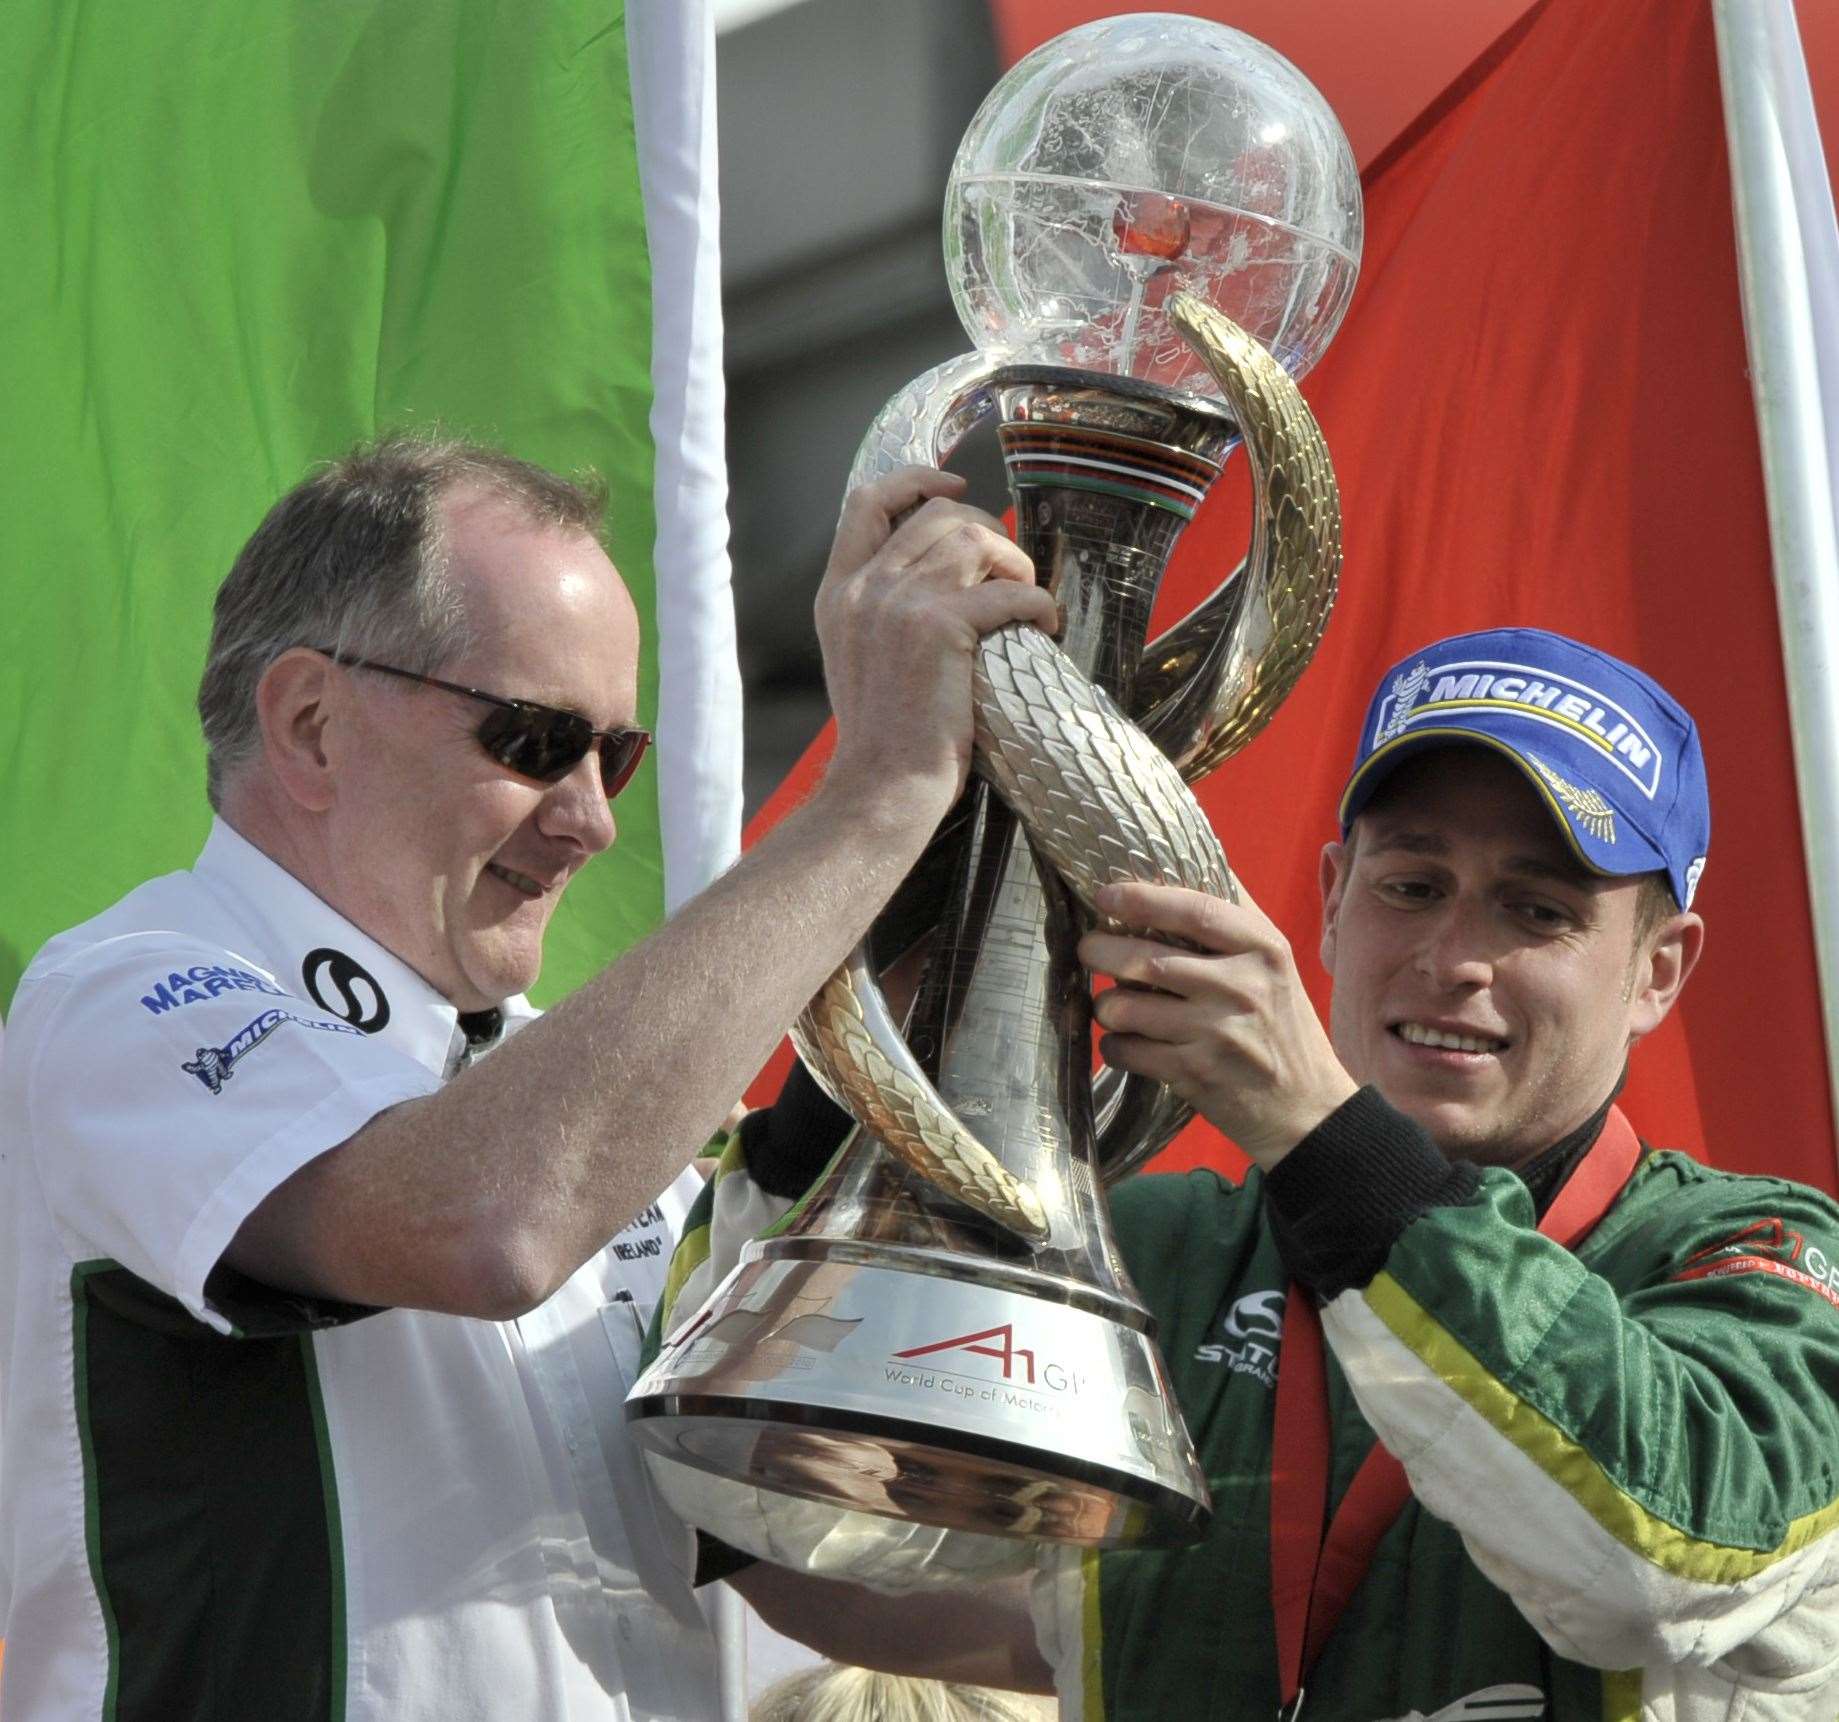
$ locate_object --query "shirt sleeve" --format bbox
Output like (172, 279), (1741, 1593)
(17, 931), (438, 1335)
(1321, 1157), (1839, 1685)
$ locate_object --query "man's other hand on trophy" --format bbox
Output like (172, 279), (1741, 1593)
(815, 466), (1056, 829)
(1082, 877), (1360, 1170)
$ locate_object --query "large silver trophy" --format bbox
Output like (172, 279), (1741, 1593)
(628, 14), (1362, 1581)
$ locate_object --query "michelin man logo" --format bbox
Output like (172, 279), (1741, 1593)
(1378, 661), (1431, 744)
(1684, 855), (1706, 909)
(183, 1008), (362, 1095)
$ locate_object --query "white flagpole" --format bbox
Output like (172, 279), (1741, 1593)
(628, 0), (744, 913)
(1711, 0), (1839, 1160)
(626, 5), (747, 1713)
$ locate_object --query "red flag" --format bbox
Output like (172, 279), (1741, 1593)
(755, 0), (1839, 1194)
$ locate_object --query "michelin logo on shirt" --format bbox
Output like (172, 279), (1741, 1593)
(1375, 658), (1664, 800)
(183, 1008), (363, 1095)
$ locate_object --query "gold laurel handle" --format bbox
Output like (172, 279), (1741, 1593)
(1082, 293), (1344, 1183)
(971, 626), (1233, 913)
(792, 945), (1051, 1244)
(1136, 292), (1342, 780)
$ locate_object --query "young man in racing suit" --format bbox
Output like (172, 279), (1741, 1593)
(664, 627), (1839, 1722)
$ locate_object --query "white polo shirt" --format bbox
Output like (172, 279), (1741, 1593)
(0, 820), (719, 1721)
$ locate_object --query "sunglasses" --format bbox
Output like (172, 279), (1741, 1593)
(315, 650), (651, 799)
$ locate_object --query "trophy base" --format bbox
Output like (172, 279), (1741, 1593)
(626, 1250), (1210, 1557)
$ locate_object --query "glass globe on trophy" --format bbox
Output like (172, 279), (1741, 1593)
(947, 11), (1359, 388)
(628, 14), (1363, 1586)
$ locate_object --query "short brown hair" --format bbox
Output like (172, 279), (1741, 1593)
(197, 433), (607, 808)
(1632, 870), (1680, 945)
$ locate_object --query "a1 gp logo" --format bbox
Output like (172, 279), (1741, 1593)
(892, 1323), (1084, 1394)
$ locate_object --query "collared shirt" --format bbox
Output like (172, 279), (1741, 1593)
(0, 820), (719, 1720)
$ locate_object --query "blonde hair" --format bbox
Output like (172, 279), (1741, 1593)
(751, 1662), (1055, 1722)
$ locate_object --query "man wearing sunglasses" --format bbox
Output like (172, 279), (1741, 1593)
(0, 434), (1055, 1720)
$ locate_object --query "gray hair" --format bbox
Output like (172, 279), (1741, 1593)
(197, 432), (607, 808)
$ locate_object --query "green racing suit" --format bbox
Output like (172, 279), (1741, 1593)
(1034, 1090), (1839, 1720)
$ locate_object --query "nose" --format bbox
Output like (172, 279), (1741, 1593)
(1412, 898), (1495, 990)
(538, 752), (619, 855)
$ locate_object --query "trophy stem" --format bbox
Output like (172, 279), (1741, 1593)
(996, 365), (1236, 714)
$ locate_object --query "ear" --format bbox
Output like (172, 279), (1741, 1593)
(1319, 840), (1350, 976)
(1627, 911), (1705, 1043)
(254, 649), (341, 813)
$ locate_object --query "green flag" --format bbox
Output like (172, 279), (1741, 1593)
(0, 1), (737, 1012)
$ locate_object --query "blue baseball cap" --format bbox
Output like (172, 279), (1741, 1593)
(1338, 628), (1710, 909)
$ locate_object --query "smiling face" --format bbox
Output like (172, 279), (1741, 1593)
(318, 487), (639, 1009)
(1319, 748), (1694, 1168)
